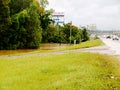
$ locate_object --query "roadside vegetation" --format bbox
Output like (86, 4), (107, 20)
(0, 0), (89, 50)
(64, 39), (103, 50)
(0, 52), (120, 90)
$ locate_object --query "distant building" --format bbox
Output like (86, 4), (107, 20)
(88, 24), (97, 30)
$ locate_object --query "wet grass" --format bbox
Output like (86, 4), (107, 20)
(0, 39), (103, 56)
(0, 52), (120, 90)
(61, 39), (104, 50)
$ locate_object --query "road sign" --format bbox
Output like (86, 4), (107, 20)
(54, 18), (60, 21)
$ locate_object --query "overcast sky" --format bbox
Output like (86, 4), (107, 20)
(47, 0), (120, 30)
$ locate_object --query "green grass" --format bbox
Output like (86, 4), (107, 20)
(0, 39), (103, 56)
(69, 39), (104, 49)
(0, 52), (120, 90)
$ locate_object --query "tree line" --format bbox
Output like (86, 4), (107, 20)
(42, 23), (89, 44)
(0, 0), (89, 50)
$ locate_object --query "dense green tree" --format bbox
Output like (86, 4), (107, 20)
(41, 23), (87, 44)
(24, 3), (42, 48)
(10, 1), (42, 49)
(71, 26), (82, 43)
(61, 23), (71, 43)
(0, 0), (11, 49)
(0, 0), (11, 30)
(61, 23), (82, 44)
(9, 10), (28, 49)
(40, 10), (54, 30)
(42, 25), (57, 43)
(40, 9), (54, 43)
(0, 0), (42, 49)
(9, 0), (32, 15)
(0, 0), (89, 50)
(81, 27), (89, 42)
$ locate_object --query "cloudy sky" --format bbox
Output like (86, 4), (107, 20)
(47, 0), (120, 30)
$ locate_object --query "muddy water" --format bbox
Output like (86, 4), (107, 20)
(0, 49), (35, 56)
(40, 43), (69, 50)
(0, 44), (70, 55)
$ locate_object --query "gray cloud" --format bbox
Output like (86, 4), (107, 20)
(47, 0), (120, 30)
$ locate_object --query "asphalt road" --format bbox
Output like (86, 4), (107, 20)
(100, 37), (120, 55)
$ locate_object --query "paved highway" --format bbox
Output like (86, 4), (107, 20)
(100, 37), (120, 55)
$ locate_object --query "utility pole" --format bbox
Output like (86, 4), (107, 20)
(70, 21), (72, 44)
(57, 18), (59, 44)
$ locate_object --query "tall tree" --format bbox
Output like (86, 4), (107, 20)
(10, 1), (42, 49)
(81, 28), (89, 42)
(9, 0), (32, 15)
(0, 0), (42, 49)
(0, 0), (11, 49)
(24, 2), (42, 48)
(62, 23), (82, 44)
(0, 0), (11, 31)
(40, 10), (54, 30)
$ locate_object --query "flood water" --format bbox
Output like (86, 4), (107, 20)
(0, 43), (70, 56)
(40, 43), (69, 50)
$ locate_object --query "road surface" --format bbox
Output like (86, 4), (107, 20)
(100, 37), (120, 55)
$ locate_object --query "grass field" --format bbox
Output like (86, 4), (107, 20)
(64, 39), (104, 50)
(0, 39), (103, 56)
(0, 52), (120, 90)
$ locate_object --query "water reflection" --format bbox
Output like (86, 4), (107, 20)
(0, 44), (70, 56)
(40, 43), (69, 50)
